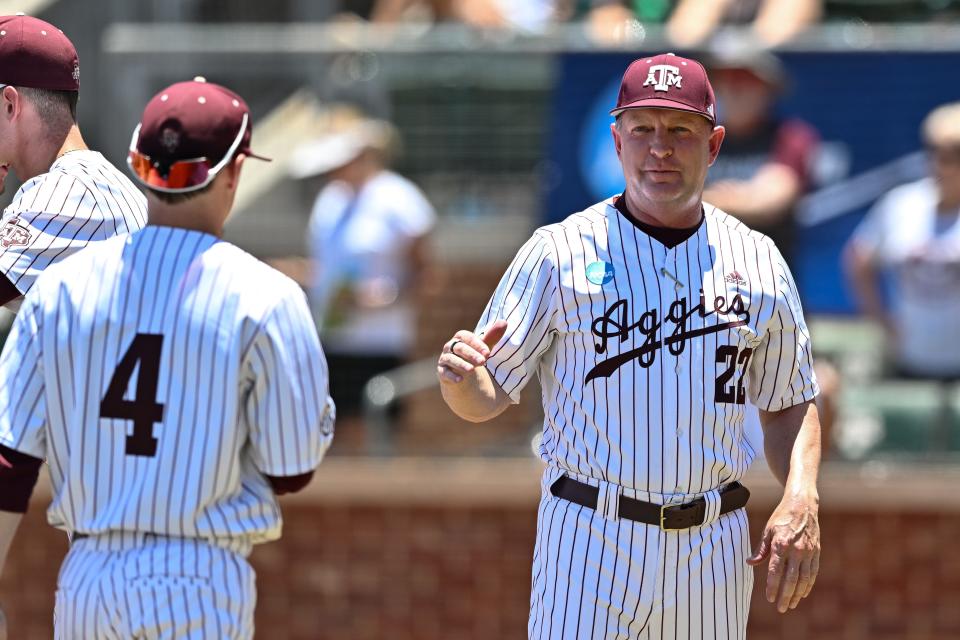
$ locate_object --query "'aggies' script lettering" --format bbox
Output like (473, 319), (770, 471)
(585, 290), (750, 381)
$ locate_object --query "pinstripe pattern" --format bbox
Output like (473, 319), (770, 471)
(478, 198), (817, 638)
(0, 151), (147, 309)
(54, 534), (255, 639)
(0, 225), (334, 638)
(528, 493), (751, 640)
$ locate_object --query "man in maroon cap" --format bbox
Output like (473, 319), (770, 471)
(0, 14), (146, 310)
(0, 78), (334, 638)
(0, 15), (147, 638)
(437, 53), (822, 637)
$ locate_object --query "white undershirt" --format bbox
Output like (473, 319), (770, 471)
(308, 170), (435, 356)
(854, 177), (960, 375)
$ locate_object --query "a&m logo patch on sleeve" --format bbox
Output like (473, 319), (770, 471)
(0, 217), (33, 248)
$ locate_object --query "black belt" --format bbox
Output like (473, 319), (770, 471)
(550, 476), (750, 530)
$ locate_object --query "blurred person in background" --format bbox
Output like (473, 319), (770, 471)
(342, 0), (555, 30)
(522, 0), (822, 46)
(845, 102), (960, 380)
(667, 0), (822, 47)
(703, 46), (838, 452)
(342, 0), (651, 34)
(288, 111), (436, 423)
(702, 47), (817, 271)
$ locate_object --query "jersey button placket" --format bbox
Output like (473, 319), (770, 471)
(669, 246), (693, 497)
(658, 245), (682, 494)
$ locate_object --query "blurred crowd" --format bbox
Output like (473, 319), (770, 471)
(342, 0), (822, 45)
(322, 0), (960, 44)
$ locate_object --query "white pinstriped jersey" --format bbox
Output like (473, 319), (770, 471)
(0, 226), (335, 545)
(0, 151), (147, 310)
(479, 198), (818, 496)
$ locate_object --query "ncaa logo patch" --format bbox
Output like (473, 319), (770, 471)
(586, 261), (615, 285)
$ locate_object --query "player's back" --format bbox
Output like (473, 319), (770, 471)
(25, 225), (332, 545)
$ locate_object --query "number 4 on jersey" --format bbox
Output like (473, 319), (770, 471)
(100, 333), (165, 457)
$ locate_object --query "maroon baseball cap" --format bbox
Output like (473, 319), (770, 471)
(0, 14), (79, 91)
(610, 53), (716, 124)
(129, 78), (270, 192)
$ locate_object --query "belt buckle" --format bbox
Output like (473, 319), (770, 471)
(659, 504), (681, 531)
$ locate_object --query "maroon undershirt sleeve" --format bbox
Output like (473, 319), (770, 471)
(0, 444), (43, 513)
(265, 470), (315, 495)
(0, 273), (23, 308)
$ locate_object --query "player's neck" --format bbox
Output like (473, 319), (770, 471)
(146, 202), (226, 238)
(21, 125), (87, 182)
(621, 190), (703, 229)
(54, 126), (88, 161)
(340, 163), (380, 190)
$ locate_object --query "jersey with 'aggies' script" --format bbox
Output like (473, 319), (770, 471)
(0, 150), (147, 310)
(0, 226), (334, 545)
(477, 198), (818, 497)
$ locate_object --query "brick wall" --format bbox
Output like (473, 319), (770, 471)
(2, 460), (958, 639)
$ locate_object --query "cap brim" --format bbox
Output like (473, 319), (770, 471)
(241, 148), (272, 162)
(610, 98), (715, 123)
(287, 133), (365, 180)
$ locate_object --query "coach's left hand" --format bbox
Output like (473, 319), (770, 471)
(746, 494), (820, 613)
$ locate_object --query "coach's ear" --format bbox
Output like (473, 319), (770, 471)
(611, 120), (623, 159)
(707, 125), (725, 167)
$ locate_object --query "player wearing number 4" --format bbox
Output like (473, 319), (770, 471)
(0, 79), (335, 639)
(438, 53), (822, 638)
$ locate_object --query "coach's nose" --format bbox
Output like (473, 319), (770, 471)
(649, 143), (672, 160)
(648, 130), (672, 159)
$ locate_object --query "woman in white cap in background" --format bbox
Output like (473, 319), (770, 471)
(290, 111), (436, 430)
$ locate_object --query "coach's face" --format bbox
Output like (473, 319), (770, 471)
(612, 108), (724, 221)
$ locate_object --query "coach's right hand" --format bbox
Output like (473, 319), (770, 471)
(437, 320), (511, 422)
(437, 320), (508, 384)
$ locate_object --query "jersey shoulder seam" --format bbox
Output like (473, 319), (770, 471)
(7, 172), (98, 219)
(705, 203), (776, 248)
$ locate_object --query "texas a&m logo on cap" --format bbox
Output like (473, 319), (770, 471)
(643, 65), (682, 92)
(0, 217), (33, 248)
(611, 53), (717, 123)
(161, 127), (181, 154)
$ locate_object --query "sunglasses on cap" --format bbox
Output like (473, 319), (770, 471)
(127, 113), (248, 193)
